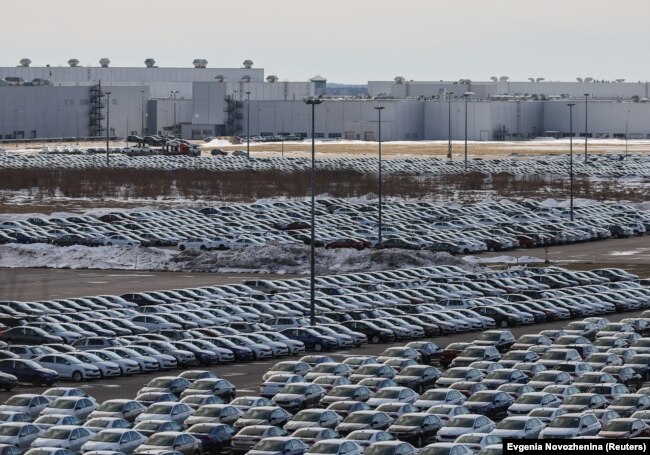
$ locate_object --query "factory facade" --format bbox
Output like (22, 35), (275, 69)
(1, 59), (649, 142)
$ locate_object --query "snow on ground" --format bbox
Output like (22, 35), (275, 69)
(463, 255), (544, 264)
(0, 243), (482, 274)
(201, 139), (236, 149)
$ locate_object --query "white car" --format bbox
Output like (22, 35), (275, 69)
(68, 353), (121, 378)
(32, 425), (94, 452)
(105, 347), (160, 372)
(41, 397), (98, 420)
(260, 374), (304, 398)
(129, 315), (181, 331)
(81, 429), (147, 454)
(133, 402), (193, 425)
(435, 415), (495, 442)
(87, 350), (141, 375)
(366, 387), (420, 408)
(34, 354), (101, 382)
(88, 400), (146, 422)
(178, 238), (212, 251)
(539, 412), (602, 438)
(0, 394), (51, 418)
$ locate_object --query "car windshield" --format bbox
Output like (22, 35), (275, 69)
(0, 426), (21, 436)
(148, 379), (173, 388)
(394, 416), (424, 426)
(543, 351), (569, 360)
(99, 402), (126, 412)
(517, 395), (543, 404)
(5, 396), (32, 406)
(613, 397), (641, 406)
(529, 410), (554, 418)
(43, 428), (72, 439)
(461, 348), (487, 357)
(496, 420), (527, 430)
(467, 392), (495, 403)
(92, 432), (123, 442)
(422, 391), (448, 400)
(447, 417), (477, 428)
(313, 365), (337, 373)
(374, 390), (400, 399)
(444, 370), (470, 378)
(146, 404), (174, 414)
(549, 416), (581, 428)
(309, 443), (342, 454)
(238, 427), (268, 436)
(146, 434), (177, 446)
(603, 421), (634, 431)
(420, 447), (452, 455)
(187, 424), (214, 434)
(478, 332), (501, 342)
(488, 371), (513, 380)
(345, 414), (373, 424)
(328, 388), (354, 397)
(193, 381), (216, 390)
(367, 446), (399, 455)
(295, 412), (322, 422)
(564, 396), (591, 405)
(50, 400), (77, 409)
(253, 440), (285, 451)
(245, 409), (273, 419)
(195, 407), (222, 417)
(37, 416), (61, 424)
(86, 419), (112, 428)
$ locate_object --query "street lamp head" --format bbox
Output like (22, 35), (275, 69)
(463, 91), (476, 97)
(374, 106), (385, 111)
(303, 97), (324, 105)
(245, 91), (251, 95)
(567, 103), (576, 107)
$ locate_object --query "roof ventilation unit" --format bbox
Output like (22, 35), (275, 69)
(584, 77), (594, 83)
(19, 58), (31, 67)
(266, 75), (279, 82)
(394, 76), (405, 84)
(193, 59), (208, 68)
(243, 59), (254, 69)
(499, 76), (509, 82)
(576, 77), (584, 82)
(490, 76), (498, 82)
(99, 58), (110, 68)
(144, 58), (157, 68)
(241, 75), (251, 82)
(214, 75), (225, 82)
(68, 59), (79, 67)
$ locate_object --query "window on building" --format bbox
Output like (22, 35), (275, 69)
(328, 133), (342, 139)
(296, 133), (308, 139)
(579, 133), (593, 138)
(613, 133), (625, 139)
(278, 132), (290, 137)
(261, 132), (274, 136)
(313, 133), (325, 138)
(112, 99), (117, 106)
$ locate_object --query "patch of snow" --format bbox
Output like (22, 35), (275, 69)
(201, 139), (234, 148)
(463, 255), (544, 264)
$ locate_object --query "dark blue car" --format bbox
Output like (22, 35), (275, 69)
(280, 328), (337, 352)
(208, 338), (255, 361)
(188, 423), (235, 454)
(0, 358), (58, 386)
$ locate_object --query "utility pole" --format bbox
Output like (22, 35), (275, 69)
(584, 94), (589, 164)
(105, 92), (111, 166)
(568, 103), (575, 221)
(374, 106), (385, 246)
(246, 91), (251, 159)
(447, 91), (453, 160)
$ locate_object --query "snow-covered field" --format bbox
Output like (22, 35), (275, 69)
(0, 243), (482, 274)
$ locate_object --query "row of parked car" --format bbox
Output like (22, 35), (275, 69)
(0, 264), (645, 390)
(2, 152), (650, 179)
(3, 307), (650, 455)
(0, 199), (647, 252)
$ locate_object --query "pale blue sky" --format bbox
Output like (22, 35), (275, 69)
(1, 0), (648, 84)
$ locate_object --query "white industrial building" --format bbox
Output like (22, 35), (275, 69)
(1, 59), (650, 142)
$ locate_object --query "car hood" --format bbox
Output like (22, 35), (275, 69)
(597, 431), (629, 438)
(284, 421), (318, 430)
(337, 423), (370, 431)
(491, 429), (526, 437)
(437, 427), (475, 436)
(388, 425), (420, 433)
(82, 442), (120, 451)
(135, 413), (170, 422)
(0, 436), (18, 444)
(236, 419), (268, 426)
(541, 428), (578, 437)
(33, 438), (68, 448)
(273, 393), (305, 401)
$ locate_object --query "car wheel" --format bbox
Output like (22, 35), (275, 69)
(32, 376), (41, 387)
(200, 245), (207, 251)
(72, 371), (83, 382)
(463, 248), (470, 254)
(107, 242), (113, 246)
(500, 320), (508, 328)
(415, 436), (423, 447)
(313, 342), (323, 352)
(179, 245), (186, 251)
(371, 335), (380, 344)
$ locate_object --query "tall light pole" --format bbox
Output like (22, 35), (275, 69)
(446, 91), (453, 160)
(170, 90), (179, 137)
(584, 94), (589, 164)
(568, 103), (575, 221)
(463, 91), (475, 170)
(140, 90), (146, 136)
(625, 110), (630, 158)
(304, 97), (323, 327)
(233, 90), (239, 136)
(105, 91), (112, 166)
(76, 110), (79, 145)
(374, 106), (385, 246)
(246, 91), (251, 159)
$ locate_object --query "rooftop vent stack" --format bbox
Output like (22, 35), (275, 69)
(536, 78), (545, 82)
(616, 79), (626, 83)
(241, 75), (251, 82)
(214, 75), (225, 82)
(193, 59), (208, 68)
(528, 78), (535, 82)
(584, 77), (594, 83)
(266, 75), (279, 83)
(576, 77), (584, 82)
(99, 58), (110, 68)
(394, 76), (405, 84)
(19, 58), (31, 67)
(243, 59), (254, 69)
(490, 76), (498, 82)
(144, 58), (156, 68)
(68, 59), (79, 67)
(499, 76), (509, 82)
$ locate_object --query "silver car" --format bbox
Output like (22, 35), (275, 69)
(32, 425), (93, 452)
(81, 429), (147, 454)
(0, 422), (43, 450)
